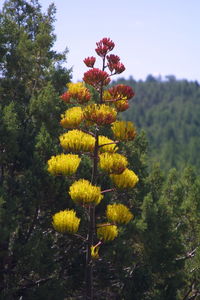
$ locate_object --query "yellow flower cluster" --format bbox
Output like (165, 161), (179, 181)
(111, 121), (136, 141)
(67, 82), (91, 103)
(83, 104), (117, 125)
(99, 135), (118, 153)
(59, 130), (95, 152)
(110, 168), (139, 188)
(52, 210), (80, 234)
(60, 107), (83, 129)
(47, 154), (81, 176)
(102, 90), (112, 101)
(106, 203), (133, 224)
(99, 152), (128, 174)
(69, 179), (103, 205)
(114, 99), (129, 112)
(97, 224), (118, 241)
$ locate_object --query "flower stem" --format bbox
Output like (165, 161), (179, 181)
(85, 128), (99, 300)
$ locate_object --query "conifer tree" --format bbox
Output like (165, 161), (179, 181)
(0, 0), (71, 298)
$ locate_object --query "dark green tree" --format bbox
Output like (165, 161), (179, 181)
(0, 0), (72, 298)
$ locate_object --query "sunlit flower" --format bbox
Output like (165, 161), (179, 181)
(69, 179), (103, 205)
(52, 210), (80, 234)
(83, 104), (117, 125)
(91, 245), (100, 259)
(114, 99), (129, 112)
(84, 56), (96, 68)
(99, 135), (118, 153)
(110, 168), (139, 189)
(97, 224), (118, 241)
(83, 68), (110, 88)
(111, 121), (137, 141)
(60, 107), (84, 128)
(47, 154), (81, 176)
(106, 203), (133, 224)
(99, 152), (128, 174)
(62, 82), (91, 104)
(108, 84), (134, 101)
(59, 130), (95, 152)
(95, 37), (115, 57)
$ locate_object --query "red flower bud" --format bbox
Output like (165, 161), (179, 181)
(95, 38), (115, 57)
(107, 54), (120, 65)
(114, 62), (125, 74)
(60, 92), (71, 103)
(106, 55), (125, 74)
(83, 68), (111, 88)
(84, 56), (96, 68)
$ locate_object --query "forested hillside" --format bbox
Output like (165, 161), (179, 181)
(118, 76), (200, 171)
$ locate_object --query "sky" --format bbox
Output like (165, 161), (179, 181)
(1, 0), (200, 82)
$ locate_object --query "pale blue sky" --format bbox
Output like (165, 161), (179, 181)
(1, 0), (200, 82)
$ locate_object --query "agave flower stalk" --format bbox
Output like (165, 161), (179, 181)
(47, 37), (138, 300)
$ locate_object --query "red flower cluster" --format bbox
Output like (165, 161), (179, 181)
(84, 56), (96, 68)
(95, 38), (115, 57)
(108, 84), (135, 100)
(76, 91), (91, 104)
(83, 68), (111, 88)
(107, 54), (125, 74)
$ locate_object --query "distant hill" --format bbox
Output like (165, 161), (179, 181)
(114, 75), (200, 171)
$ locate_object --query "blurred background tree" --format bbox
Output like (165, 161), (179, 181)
(118, 76), (200, 173)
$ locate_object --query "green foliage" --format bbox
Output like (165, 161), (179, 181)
(0, 0), (72, 298)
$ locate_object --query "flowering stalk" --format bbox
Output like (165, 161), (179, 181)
(86, 127), (99, 299)
(47, 38), (139, 299)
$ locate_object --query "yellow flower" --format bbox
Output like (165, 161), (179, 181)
(114, 99), (129, 112)
(66, 82), (91, 103)
(106, 203), (133, 224)
(99, 152), (128, 174)
(47, 154), (81, 176)
(99, 135), (118, 153)
(69, 179), (103, 205)
(83, 104), (117, 125)
(60, 107), (83, 129)
(97, 224), (118, 241)
(102, 90), (112, 102)
(91, 245), (100, 259)
(110, 168), (139, 188)
(59, 130), (95, 152)
(52, 210), (80, 234)
(111, 121), (136, 141)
